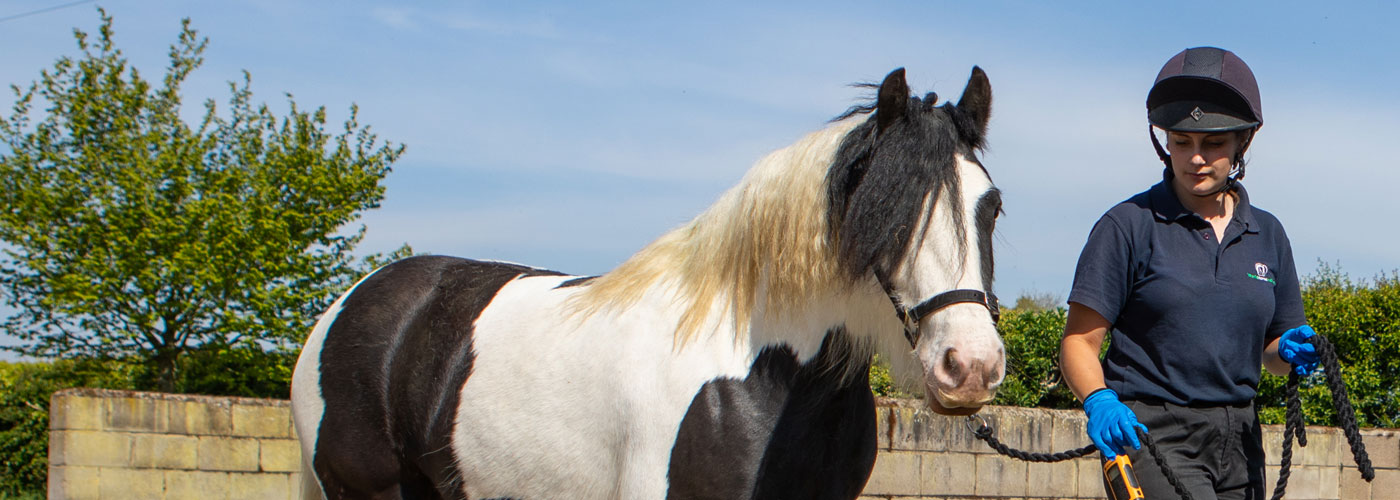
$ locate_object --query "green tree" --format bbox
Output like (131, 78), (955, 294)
(0, 10), (407, 391)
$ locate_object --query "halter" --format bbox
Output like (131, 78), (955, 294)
(890, 288), (1000, 349)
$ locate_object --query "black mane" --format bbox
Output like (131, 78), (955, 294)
(825, 75), (992, 284)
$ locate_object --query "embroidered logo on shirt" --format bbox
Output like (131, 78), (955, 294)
(1247, 262), (1275, 283)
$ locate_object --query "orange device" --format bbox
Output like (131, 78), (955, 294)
(1103, 454), (1146, 500)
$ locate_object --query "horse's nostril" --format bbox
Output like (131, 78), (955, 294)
(943, 348), (962, 381)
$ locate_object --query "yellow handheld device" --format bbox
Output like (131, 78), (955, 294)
(1103, 454), (1146, 500)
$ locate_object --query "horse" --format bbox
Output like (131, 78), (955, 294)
(291, 66), (1004, 500)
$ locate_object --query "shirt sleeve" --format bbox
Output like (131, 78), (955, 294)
(1068, 213), (1134, 325)
(1267, 225), (1307, 343)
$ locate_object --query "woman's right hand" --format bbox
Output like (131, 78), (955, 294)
(1083, 388), (1147, 458)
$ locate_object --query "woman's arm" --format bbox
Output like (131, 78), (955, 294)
(1262, 337), (1292, 376)
(1061, 302), (1113, 401)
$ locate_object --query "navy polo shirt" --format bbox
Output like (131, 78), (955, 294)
(1069, 181), (1306, 406)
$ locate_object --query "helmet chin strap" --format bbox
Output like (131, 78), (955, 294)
(1150, 125), (1254, 196)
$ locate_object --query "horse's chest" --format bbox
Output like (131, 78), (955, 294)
(664, 333), (878, 500)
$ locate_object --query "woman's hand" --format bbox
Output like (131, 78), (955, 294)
(1278, 325), (1320, 376)
(1083, 388), (1147, 459)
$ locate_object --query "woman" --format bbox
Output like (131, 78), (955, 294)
(1060, 46), (1322, 499)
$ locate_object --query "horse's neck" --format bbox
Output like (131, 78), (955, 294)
(735, 276), (901, 366)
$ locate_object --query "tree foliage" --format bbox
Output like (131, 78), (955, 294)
(0, 10), (407, 390)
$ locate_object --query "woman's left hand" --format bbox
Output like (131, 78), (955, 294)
(1278, 325), (1320, 376)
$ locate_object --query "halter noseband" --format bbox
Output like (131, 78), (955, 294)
(892, 288), (1000, 349)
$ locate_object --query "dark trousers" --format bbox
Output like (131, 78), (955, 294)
(1102, 400), (1266, 500)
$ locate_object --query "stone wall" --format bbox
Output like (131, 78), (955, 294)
(862, 398), (1400, 499)
(48, 388), (301, 500)
(47, 389), (1398, 499)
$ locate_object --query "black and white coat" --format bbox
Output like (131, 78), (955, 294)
(291, 67), (1004, 500)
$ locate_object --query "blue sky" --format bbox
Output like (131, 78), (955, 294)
(2, 1), (1397, 354)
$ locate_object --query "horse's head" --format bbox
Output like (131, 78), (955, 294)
(828, 67), (1003, 415)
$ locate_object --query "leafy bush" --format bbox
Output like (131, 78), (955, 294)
(0, 359), (140, 496)
(991, 307), (1079, 409)
(1257, 263), (1400, 427)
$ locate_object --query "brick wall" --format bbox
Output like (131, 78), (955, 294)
(48, 388), (302, 500)
(47, 390), (1397, 499)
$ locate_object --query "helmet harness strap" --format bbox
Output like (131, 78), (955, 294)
(1150, 125), (1256, 196)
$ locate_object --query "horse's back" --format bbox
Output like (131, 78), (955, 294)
(293, 255), (562, 499)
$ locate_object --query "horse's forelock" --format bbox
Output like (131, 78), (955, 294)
(826, 102), (971, 281)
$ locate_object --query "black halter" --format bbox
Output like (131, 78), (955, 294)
(891, 289), (1000, 349)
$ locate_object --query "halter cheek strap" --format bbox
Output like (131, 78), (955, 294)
(892, 289), (1000, 349)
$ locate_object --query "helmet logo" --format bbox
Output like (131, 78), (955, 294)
(1190, 106), (1205, 121)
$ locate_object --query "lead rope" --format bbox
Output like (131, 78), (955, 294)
(1270, 334), (1374, 500)
(968, 334), (1374, 500)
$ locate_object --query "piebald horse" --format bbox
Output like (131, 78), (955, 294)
(292, 67), (1004, 499)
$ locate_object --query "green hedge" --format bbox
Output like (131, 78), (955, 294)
(0, 346), (295, 496)
(872, 264), (1400, 429)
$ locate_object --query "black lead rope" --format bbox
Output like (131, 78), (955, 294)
(968, 334), (1374, 500)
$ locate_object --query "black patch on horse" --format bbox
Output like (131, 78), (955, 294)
(826, 67), (994, 282)
(665, 329), (877, 499)
(313, 255), (560, 499)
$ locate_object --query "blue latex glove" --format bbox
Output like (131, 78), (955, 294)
(1278, 325), (1320, 376)
(1083, 388), (1147, 459)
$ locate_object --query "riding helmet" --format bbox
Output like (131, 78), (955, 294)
(1147, 47), (1262, 132)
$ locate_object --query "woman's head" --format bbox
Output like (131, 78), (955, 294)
(1147, 47), (1262, 186)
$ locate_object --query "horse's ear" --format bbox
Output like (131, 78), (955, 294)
(876, 67), (909, 132)
(956, 66), (992, 140)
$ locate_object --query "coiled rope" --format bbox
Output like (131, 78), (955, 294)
(968, 334), (1375, 500)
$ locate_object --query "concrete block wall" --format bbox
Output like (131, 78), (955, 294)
(48, 388), (301, 500)
(47, 389), (1396, 499)
(860, 398), (1400, 500)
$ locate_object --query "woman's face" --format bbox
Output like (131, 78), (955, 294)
(1166, 130), (1240, 197)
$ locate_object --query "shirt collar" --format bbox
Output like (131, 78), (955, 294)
(1148, 179), (1259, 233)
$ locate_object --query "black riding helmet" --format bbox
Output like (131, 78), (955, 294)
(1146, 47), (1262, 183)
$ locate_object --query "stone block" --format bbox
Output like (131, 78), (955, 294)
(1340, 466), (1372, 500)
(170, 399), (233, 436)
(919, 452), (976, 496)
(99, 467), (165, 499)
(1300, 428), (1341, 467)
(1077, 458), (1105, 498)
(992, 407), (1054, 457)
(1318, 464), (1340, 500)
(974, 454), (1027, 497)
(52, 430), (130, 467)
(863, 451), (921, 496)
(50, 392), (105, 431)
(233, 403), (292, 438)
(1372, 468), (1400, 500)
(1262, 425), (1285, 466)
(1284, 466), (1321, 499)
(105, 394), (170, 433)
(166, 470), (232, 500)
(889, 406), (952, 453)
(1361, 430), (1400, 469)
(1027, 459), (1077, 499)
(1051, 411), (1090, 455)
(49, 466), (100, 500)
(132, 433), (198, 469)
(199, 436), (262, 472)
(874, 406), (891, 450)
(229, 472), (292, 499)
(260, 438), (303, 473)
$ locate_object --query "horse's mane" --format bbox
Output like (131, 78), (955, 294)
(570, 118), (863, 345)
(570, 85), (982, 348)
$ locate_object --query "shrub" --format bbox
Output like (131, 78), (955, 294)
(0, 359), (140, 496)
